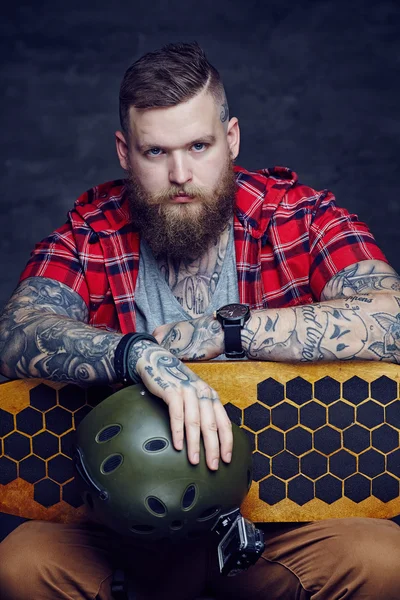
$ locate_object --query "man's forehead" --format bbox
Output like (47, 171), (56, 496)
(128, 91), (222, 146)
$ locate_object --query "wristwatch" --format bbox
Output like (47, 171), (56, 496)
(215, 303), (251, 359)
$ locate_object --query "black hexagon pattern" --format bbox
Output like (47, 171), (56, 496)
(0, 375), (399, 509)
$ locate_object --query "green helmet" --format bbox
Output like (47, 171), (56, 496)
(74, 384), (252, 543)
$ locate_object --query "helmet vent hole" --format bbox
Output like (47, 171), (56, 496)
(130, 524), (155, 534)
(197, 505), (221, 522)
(101, 454), (123, 474)
(146, 496), (167, 516)
(96, 425), (122, 443)
(170, 520), (183, 530)
(182, 484), (197, 510)
(143, 438), (168, 452)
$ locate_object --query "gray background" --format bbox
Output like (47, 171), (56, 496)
(1, 0), (399, 311)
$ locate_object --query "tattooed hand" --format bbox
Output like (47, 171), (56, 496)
(128, 340), (232, 471)
(152, 316), (225, 360)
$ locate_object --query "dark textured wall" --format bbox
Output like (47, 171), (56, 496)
(1, 0), (399, 311)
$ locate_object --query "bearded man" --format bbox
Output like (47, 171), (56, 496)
(0, 42), (400, 599)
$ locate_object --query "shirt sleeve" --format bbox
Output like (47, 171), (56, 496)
(309, 190), (388, 300)
(19, 222), (90, 308)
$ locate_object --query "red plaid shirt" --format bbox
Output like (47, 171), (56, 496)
(20, 166), (387, 333)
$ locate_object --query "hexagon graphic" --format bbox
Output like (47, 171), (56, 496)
(344, 473), (371, 503)
(300, 402), (326, 430)
(59, 385), (87, 412)
(387, 449), (400, 478)
(285, 377), (312, 405)
(359, 449), (385, 478)
(328, 401), (355, 430)
(342, 377), (369, 405)
(314, 426), (341, 455)
(252, 452), (270, 481)
(244, 403), (270, 432)
(86, 385), (114, 408)
(224, 403), (242, 426)
(372, 474), (399, 503)
(372, 424), (399, 453)
(385, 401), (400, 429)
(32, 431), (59, 459)
(371, 376), (398, 404)
(29, 384), (57, 411)
(329, 450), (357, 480)
(34, 479), (61, 507)
(48, 455), (75, 484)
(288, 475), (314, 506)
(4, 431), (31, 461)
(343, 424), (370, 453)
(314, 377), (341, 405)
(257, 378), (284, 407)
(61, 430), (77, 459)
(62, 479), (84, 508)
(258, 428), (284, 456)
(315, 474), (342, 504)
(272, 451), (299, 480)
(16, 407), (44, 435)
(19, 455), (46, 484)
(356, 401), (384, 429)
(45, 406), (73, 436)
(0, 456), (18, 484)
(271, 403), (298, 431)
(301, 451), (328, 480)
(259, 476), (286, 505)
(286, 427), (312, 456)
(0, 408), (14, 437)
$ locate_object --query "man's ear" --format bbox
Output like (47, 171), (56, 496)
(115, 130), (130, 171)
(226, 117), (240, 161)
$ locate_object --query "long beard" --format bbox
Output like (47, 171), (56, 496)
(125, 158), (237, 260)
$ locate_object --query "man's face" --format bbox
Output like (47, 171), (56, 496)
(116, 88), (240, 260)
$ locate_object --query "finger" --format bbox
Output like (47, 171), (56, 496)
(213, 396), (233, 463)
(182, 386), (202, 465)
(163, 387), (185, 452)
(197, 385), (221, 471)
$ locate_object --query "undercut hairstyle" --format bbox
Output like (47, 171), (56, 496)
(119, 41), (229, 136)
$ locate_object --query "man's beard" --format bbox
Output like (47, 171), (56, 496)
(125, 157), (237, 260)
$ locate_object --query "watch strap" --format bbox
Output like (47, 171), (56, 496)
(224, 323), (246, 358)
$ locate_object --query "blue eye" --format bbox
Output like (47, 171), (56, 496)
(192, 143), (206, 152)
(147, 148), (162, 156)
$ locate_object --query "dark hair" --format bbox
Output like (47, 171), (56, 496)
(119, 41), (227, 135)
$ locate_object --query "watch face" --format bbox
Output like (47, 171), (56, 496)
(219, 304), (249, 319)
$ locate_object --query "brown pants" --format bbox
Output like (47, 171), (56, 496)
(0, 518), (400, 599)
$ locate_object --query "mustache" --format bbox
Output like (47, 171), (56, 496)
(147, 185), (211, 205)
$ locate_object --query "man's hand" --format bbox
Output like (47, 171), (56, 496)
(128, 340), (232, 471)
(153, 315), (224, 360)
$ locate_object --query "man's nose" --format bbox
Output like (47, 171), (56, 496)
(168, 154), (192, 186)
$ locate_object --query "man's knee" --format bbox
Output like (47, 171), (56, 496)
(0, 520), (113, 600)
(0, 521), (50, 598)
(325, 518), (400, 597)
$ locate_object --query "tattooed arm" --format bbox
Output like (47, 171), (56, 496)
(242, 260), (400, 363)
(155, 260), (400, 364)
(0, 276), (232, 469)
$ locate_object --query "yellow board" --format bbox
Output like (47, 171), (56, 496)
(0, 361), (399, 524)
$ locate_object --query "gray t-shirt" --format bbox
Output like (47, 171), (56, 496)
(134, 221), (240, 334)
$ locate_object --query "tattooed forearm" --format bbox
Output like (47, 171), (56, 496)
(321, 260), (400, 300)
(0, 277), (122, 385)
(242, 294), (400, 364)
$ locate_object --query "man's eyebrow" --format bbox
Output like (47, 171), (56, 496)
(137, 134), (216, 153)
